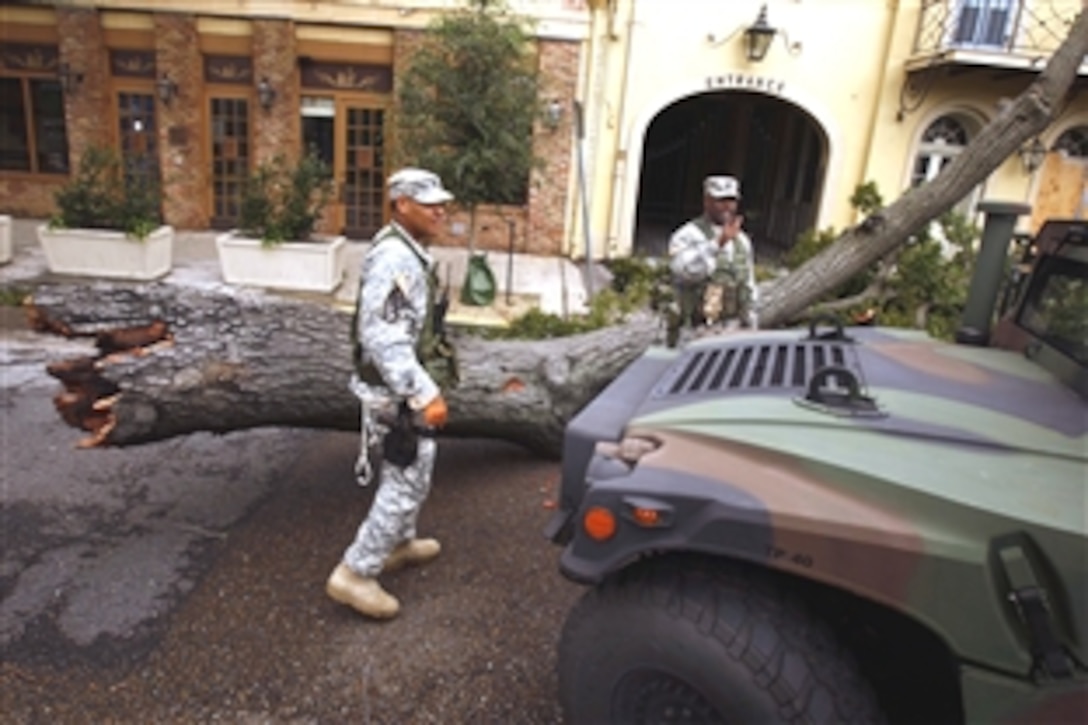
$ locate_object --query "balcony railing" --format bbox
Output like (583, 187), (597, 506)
(912, 0), (1078, 58)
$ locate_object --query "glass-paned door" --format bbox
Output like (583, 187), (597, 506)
(209, 96), (250, 228)
(301, 95), (388, 238)
(117, 91), (160, 196)
(342, 103), (387, 240)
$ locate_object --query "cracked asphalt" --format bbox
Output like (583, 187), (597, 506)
(1, 309), (581, 722)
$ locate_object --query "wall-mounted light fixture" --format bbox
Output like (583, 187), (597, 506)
(256, 77), (277, 110)
(543, 98), (563, 132)
(57, 62), (84, 95)
(708, 5), (801, 63)
(1018, 137), (1047, 174)
(156, 73), (178, 105)
(745, 5), (777, 62)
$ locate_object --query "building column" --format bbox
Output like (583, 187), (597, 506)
(57, 7), (110, 172)
(252, 19), (299, 166)
(155, 13), (205, 228)
(527, 39), (580, 257)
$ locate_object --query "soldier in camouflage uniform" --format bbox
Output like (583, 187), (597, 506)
(667, 175), (759, 329)
(327, 168), (454, 620)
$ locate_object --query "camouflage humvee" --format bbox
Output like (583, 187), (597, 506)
(546, 219), (1087, 723)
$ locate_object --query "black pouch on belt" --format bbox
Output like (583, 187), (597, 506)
(382, 402), (419, 467)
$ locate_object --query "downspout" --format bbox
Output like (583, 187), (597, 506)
(605, 0), (637, 259)
(858, 0), (902, 219)
(567, 0), (604, 258)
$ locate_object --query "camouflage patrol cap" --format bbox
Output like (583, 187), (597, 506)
(704, 175), (741, 199)
(388, 168), (454, 204)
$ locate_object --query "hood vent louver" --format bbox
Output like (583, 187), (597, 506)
(656, 342), (856, 397)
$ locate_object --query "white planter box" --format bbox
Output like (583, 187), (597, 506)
(37, 224), (173, 280)
(215, 231), (347, 293)
(0, 215), (11, 265)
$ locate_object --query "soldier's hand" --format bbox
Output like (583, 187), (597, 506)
(419, 395), (448, 429)
(720, 213), (744, 244)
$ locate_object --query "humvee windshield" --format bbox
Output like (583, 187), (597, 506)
(1018, 253), (1088, 366)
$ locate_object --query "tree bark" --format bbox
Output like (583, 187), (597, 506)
(759, 8), (1088, 328)
(27, 282), (662, 457)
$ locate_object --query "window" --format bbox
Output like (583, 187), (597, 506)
(911, 115), (970, 187)
(1018, 255), (1088, 366)
(117, 92), (159, 190)
(0, 75), (69, 174)
(953, 0), (1016, 48)
(1053, 126), (1088, 159)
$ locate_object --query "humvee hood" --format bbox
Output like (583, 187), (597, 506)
(629, 328), (1087, 462)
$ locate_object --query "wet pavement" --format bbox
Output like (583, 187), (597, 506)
(1, 312), (582, 722)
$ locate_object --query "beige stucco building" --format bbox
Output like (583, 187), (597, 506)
(577, 0), (1087, 260)
(1, 0), (1086, 260)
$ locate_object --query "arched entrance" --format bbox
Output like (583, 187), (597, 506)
(633, 91), (828, 260)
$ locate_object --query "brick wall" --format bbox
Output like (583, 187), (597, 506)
(252, 19), (299, 167)
(0, 176), (65, 219)
(58, 8), (110, 179)
(527, 39), (579, 256)
(442, 205), (529, 253)
(0, 8), (108, 218)
(155, 14), (206, 228)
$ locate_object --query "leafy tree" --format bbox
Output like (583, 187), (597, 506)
(396, 0), (543, 249)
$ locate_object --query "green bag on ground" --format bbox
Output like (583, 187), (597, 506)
(460, 252), (497, 306)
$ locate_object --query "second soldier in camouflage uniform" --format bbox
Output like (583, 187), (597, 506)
(327, 168), (455, 620)
(667, 175), (759, 329)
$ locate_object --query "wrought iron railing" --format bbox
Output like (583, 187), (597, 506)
(912, 0), (1078, 58)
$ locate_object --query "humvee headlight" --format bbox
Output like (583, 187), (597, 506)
(583, 506), (617, 541)
(618, 436), (659, 462)
(603, 435), (660, 466)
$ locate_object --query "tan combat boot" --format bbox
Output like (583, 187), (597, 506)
(326, 563), (400, 619)
(382, 538), (441, 573)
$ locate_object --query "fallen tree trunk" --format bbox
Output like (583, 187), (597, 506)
(26, 281), (663, 457)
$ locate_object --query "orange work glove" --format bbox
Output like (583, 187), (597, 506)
(420, 395), (448, 429)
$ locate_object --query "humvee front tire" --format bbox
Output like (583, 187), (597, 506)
(557, 558), (886, 724)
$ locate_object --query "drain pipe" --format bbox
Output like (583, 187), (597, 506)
(574, 99), (595, 299)
(955, 201), (1031, 346)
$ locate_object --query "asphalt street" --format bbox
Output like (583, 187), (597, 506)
(1, 308), (581, 722)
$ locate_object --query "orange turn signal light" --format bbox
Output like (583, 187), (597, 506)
(583, 506), (617, 541)
(631, 507), (660, 527)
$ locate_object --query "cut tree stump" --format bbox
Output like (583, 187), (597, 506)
(26, 282), (663, 457)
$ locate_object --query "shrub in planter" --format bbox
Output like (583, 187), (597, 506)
(52, 146), (162, 239)
(238, 151), (334, 245)
(40, 146), (172, 280)
(218, 151), (345, 292)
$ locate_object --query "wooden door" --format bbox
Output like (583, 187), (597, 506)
(207, 94), (251, 229)
(115, 88), (160, 193)
(337, 97), (389, 240)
